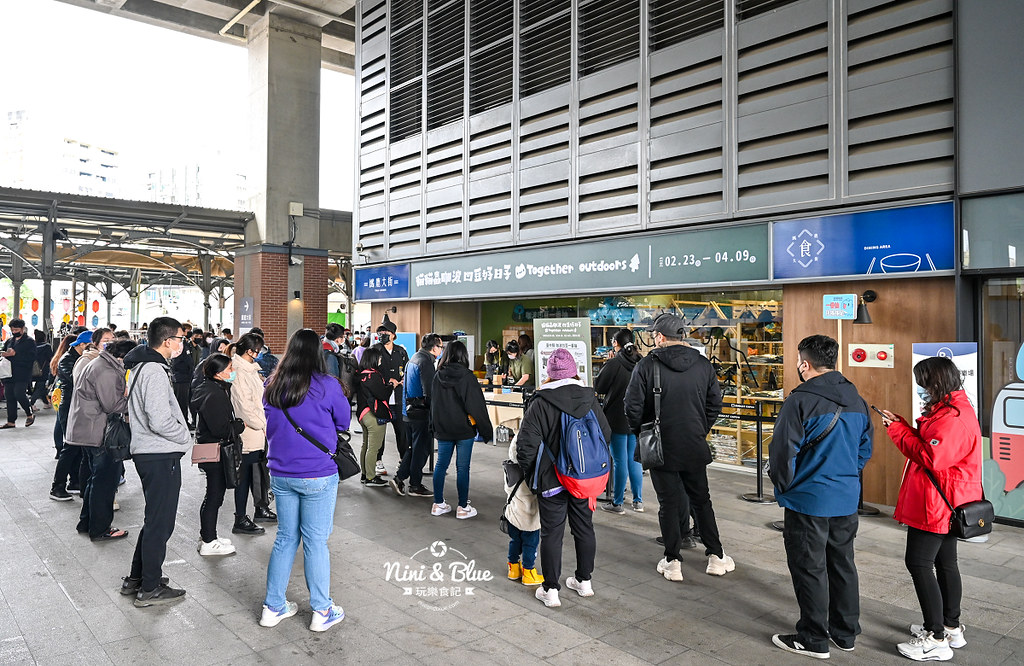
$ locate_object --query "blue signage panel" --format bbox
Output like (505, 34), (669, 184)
(773, 202), (955, 280)
(355, 264), (410, 301)
(822, 294), (857, 320)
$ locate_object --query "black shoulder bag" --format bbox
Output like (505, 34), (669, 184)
(498, 461), (525, 535)
(282, 406), (361, 481)
(635, 361), (665, 470)
(103, 362), (147, 463)
(922, 468), (993, 539)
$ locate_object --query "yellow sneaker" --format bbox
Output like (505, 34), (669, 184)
(507, 562), (522, 580)
(521, 568), (544, 586)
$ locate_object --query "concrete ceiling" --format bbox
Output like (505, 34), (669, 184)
(55, 0), (357, 73)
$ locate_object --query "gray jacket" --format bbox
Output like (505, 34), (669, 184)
(128, 358), (191, 455)
(65, 350), (129, 448)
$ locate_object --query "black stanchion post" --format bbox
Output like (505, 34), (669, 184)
(858, 470), (880, 516)
(741, 400), (775, 504)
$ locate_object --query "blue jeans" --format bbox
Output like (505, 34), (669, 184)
(264, 474), (339, 612)
(610, 432), (643, 505)
(507, 524), (540, 569)
(433, 438), (474, 507)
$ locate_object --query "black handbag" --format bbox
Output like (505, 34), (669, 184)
(282, 407), (361, 481)
(220, 424), (244, 489)
(103, 361), (150, 462)
(635, 361), (664, 470)
(922, 468), (993, 539)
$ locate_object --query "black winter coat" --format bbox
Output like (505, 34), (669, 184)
(190, 376), (244, 444)
(430, 364), (493, 442)
(594, 350), (639, 434)
(171, 340), (196, 384)
(3, 334), (37, 382)
(517, 382), (612, 494)
(56, 348), (82, 397)
(624, 344), (722, 471)
(357, 368), (393, 420)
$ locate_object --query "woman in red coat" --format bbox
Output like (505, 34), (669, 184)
(880, 356), (982, 662)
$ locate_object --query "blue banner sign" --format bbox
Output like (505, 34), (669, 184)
(822, 294), (857, 320)
(773, 202), (954, 280)
(355, 264), (410, 301)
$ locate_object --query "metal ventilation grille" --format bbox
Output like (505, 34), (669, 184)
(520, 104), (571, 169)
(736, 0), (830, 210)
(359, 146), (386, 209)
(469, 40), (513, 114)
(520, 103), (570, 238)
(361, 53), (387, 98)
(361, 0), (387, 41)
(391, 0), (423, 32)
(470, 0), (514, 52)
(521, 0), (571, 28)
(468, 117), (512, 246)
(650, 0), (724, 52)
(845, 0), (954, 197)
(428, 0), (457, 13)
(389, 83), (422, 142)
(521, 13), (571, 98)
(360, 104), (386, 153)
(737, 0), (800, 21)
(427, 64), (464, 129)
(427, 1), (464, 72)
(390, 25), (423, 86)
(579, 0), (640, 77)
(426, 135), (465, 253)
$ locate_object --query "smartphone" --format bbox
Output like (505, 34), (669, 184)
(870, 405), (887, 418)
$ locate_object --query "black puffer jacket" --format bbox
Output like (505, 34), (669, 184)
(624, 344), (722, 471)
(594, 350), (640, 434)
(517, 381), (612, 494)
(430, 363), (492, 442)
(190, 376), (244, 445)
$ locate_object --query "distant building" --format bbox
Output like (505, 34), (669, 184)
(145, 160), (247, 210)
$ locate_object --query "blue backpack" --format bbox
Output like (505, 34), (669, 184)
(532, 409), (610, 510)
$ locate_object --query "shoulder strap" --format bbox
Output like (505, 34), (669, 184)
(921, 468), (955, 512)
(126, 362), (148, 400)
(651, 358), (662, 423)
(282, 404), (335, 459)
(806, 404), (842, 448)
(505, 477), (525, 508)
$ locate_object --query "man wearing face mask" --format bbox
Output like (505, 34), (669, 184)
(170, 326), (197, 427)
(2, 319), (37, 429)
(768, 334), (873, 659)
(390, 333), (444, 497)
(372, 315), (409, 475)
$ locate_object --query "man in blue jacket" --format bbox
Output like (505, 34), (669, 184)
(390, 333), (443, 498)
(768, 335), (873, 659)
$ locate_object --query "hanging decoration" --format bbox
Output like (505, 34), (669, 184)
(62, 314), (71, 324)
(31, 299), (39, 312)
(0, 297), (7, 311)
(91, 315), (99, 327)
(62, 298), (71, 312)
(31, 315), (38, 327)
(77, 301), (85, 313)
(92, 300), (100, 313)
(77, 314), (85, 326)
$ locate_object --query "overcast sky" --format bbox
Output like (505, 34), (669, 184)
(0, 0), (355, 210)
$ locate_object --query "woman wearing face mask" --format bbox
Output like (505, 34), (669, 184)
(191, 353), (247, 556)
(356, 346), (393, 486)
(879, 357), (982, 661)
(230, 332), (276, 528)
(483, 340), (503, 383)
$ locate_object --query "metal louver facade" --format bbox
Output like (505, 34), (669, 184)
(356, 0), (954, 262)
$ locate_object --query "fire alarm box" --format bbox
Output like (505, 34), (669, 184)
(849, 343), (894, 368)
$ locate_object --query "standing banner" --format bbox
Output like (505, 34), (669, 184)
(534, 318), (592, 385)
(911, 343), (979, 421)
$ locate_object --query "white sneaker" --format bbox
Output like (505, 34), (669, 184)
(198, 539), (236, 556)
(535, 586), (560, 608)
(259, 601), (298, 627)
(897, 632), (954, 661)
(309, 605), (345, 632)
(375, 461), (387, 476)
(911, 624), (966, 649)
(565, 576), (594, 597)
(657, 557), (684, 582)
(431, 502), (452, 516)
(706, 553), (736, 576)
(112, 501), (120, 511)
(217, 537), (233, 546)
(456, 504), (477, 519)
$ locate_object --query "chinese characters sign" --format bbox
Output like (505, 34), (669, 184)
(533, 318), (593, 385)
(822, 294), (857, 320)
(355, 264), (410, 301)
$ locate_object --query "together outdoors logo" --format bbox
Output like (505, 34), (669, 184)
(383, 540), (493, 611)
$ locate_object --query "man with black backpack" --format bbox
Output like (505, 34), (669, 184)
(390, 333), (444, 498)
(624, 313), (732, 584)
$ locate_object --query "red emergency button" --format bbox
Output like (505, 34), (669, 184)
(876, 350), (888, 361)
(852, 348), (867, 363)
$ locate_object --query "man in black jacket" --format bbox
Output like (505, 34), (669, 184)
(171, 333), (196, 427)
(2, 319), (37, 428)
(49, 331), (89, 500)
(372, 315), (409, 474)
(625, 313), (733, 582)
(390, 333), (443, 497)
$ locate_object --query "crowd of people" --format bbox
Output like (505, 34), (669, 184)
(0, 311), (984, 659)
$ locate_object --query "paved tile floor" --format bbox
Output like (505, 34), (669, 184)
(1, 407), (1023, 664)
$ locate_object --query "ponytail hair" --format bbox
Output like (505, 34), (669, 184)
(613, 328), (642, 362)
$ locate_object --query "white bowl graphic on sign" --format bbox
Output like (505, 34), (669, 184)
(879, 253), (922, 273)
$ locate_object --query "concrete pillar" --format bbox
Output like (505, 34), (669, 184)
(10, 255), (23, 321)
(236, 13), (327, 350)
(39, 220), (55, 337)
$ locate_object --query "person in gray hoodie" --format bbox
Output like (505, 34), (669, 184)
(119, 317), (191, 608)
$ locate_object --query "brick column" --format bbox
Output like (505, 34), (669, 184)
(302, 254), (329, 332)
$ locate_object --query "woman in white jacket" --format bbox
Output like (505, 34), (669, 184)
(230, 332), (272, 535)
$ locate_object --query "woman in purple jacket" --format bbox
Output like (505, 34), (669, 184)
(259, 329), (350, 633)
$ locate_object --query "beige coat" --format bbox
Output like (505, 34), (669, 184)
(504, 436), (540, 532)
(72, 347), (101, 385)
(230, 354), (267, 453)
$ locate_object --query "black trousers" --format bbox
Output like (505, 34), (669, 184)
(905, 526), (962, 635)
(649, 466), (724, 561)
(77, 446), (119, 538)
(396, 418), (431, 485)
(52, 444), (84, 492)
(130, 455), (182, 592)
(172, 382), (191, 425)
(4, 379), (32, 424)
(783, 509), (861, 652)
(30, 375), (50, 403)
(538, 491), (596, 591)
(249, 453), (272, 509)
(199, 450), (261, 541)
(378, 416), (409, 461)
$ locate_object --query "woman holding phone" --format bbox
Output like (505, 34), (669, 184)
(879, 356), (982, 662)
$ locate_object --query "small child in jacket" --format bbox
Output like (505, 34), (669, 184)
(504, 435), (543, 586)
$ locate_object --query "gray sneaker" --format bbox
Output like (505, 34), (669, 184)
(134, 583), (186, 607)
(632, 501), (644, 513)
(601, 503), (625, 514)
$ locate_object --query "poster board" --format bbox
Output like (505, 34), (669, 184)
(534, 318), (592, 386)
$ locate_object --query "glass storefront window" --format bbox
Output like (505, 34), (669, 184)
(963, 192), (1024, 269)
